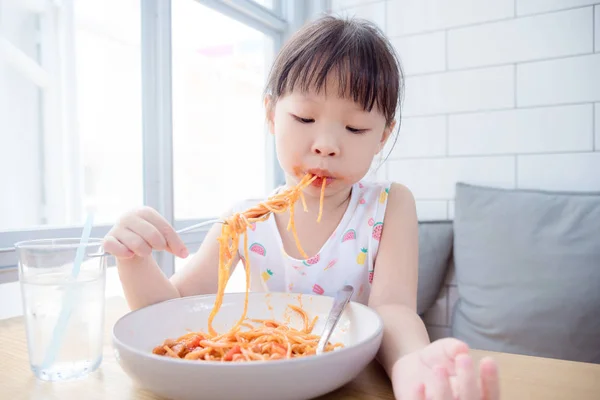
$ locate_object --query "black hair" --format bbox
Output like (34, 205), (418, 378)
(264, 15), (404, 129)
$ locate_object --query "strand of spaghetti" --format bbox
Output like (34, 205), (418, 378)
(317, 177), (326, 222)
(206, 174), (316, 335)
(288, 304), (310, 333)
(300, 191), (308, 212)
(230, 229), (251, 333)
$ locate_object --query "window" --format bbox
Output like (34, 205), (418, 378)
(172, 0), (274, 220)
(0, 0), (143, 231)
(1, 1), (323, 299)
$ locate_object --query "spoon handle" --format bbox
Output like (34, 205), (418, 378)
(316, 285), (354, 355)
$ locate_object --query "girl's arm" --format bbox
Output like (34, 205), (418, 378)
(367, 183), (430, 374)
(369, 184), (500, 400)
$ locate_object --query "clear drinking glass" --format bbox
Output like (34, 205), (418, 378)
(16, 238), (107, 381)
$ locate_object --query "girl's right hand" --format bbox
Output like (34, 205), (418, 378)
(103, 207), (189, 260)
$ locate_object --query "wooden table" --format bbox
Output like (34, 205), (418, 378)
(1, 297), (600, 400)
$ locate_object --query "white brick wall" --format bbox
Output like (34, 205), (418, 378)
(391, 32), (446, 75)
(332, 0), (600, 341)
(517, 54), (600, 106)
(389, 116), (447, 158)
(335, 1), (386, 31)
(448, 105), (594, 155)
(385, 0), (514, 37)
(404, 66), (515, 116)
(517, 0), (600, 15)
(447, 8), (593, 69)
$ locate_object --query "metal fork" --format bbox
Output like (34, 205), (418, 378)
(316, 285), (354, 355)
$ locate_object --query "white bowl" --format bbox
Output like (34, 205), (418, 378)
(112, 292), (384, 400)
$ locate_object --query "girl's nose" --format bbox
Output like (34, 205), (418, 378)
(311, 139), (339, 157)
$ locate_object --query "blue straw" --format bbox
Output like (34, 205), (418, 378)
(40, 213), (95, 370)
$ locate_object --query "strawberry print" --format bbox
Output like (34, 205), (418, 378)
(359, 198), (366, 205)
(312, 284), (325, 295)
(368, 218), (374, 227)
(372, 222), (383, 241)
(358, 182), (364, 189)
(249, 223), (256, 231)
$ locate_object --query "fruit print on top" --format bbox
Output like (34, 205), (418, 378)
(232, 180), (392, 306)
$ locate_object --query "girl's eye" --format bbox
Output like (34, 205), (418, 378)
(346, 126), (367, 134)
(292, 114), (315, 124)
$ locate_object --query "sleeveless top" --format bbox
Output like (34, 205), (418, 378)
(232, 180), (392, 305)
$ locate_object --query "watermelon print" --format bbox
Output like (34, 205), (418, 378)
(313, 284), (325, 295)
(368, 270), (374, 284)
(303, 254), (320, 266)
(372, 222), (383, 241)
(249, 243), (266, 256)
(341, 229), (356, 242)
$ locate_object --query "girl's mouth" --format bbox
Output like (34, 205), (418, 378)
(306, 169), (336, 188)
(310, 176), (334, 188)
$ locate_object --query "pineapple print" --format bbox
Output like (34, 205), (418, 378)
(356, 248), (367, 265)
(261, 269), (273, 282)
(379, 187), (389, 204)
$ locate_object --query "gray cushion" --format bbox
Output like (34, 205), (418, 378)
(451, 182), (600, 363)
(417, 221), (453, 315)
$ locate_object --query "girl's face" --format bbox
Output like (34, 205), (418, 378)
(266, 76), (395, 198)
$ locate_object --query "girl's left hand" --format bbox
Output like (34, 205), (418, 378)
(391, 338), (500, 400)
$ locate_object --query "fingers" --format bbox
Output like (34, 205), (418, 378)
(479, 357), (500, 400)
(431, 365), (454, 400)
(102, 235), (134, 259)
(422, 338), (470, 375)
(137, 207), (189, 258)
(413, 382), (426, 400)
(113, 227), (153, 257)
(122, 213), (168, 251)
(103, 207), (189, 260)
(455, 354), (478, 400)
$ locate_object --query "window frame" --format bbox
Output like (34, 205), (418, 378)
(0, 0), (327, 284)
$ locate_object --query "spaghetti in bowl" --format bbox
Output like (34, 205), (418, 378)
(112, 291), (383, 400)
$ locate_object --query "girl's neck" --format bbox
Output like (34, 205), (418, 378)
(283, 178), (354, 215)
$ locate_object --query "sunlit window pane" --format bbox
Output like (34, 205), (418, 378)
(172, 0), (274, 220)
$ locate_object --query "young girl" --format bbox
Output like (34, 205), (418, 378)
(104, 15), (500, 400)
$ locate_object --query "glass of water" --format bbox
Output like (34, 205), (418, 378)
(16, 238), (107, 381)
